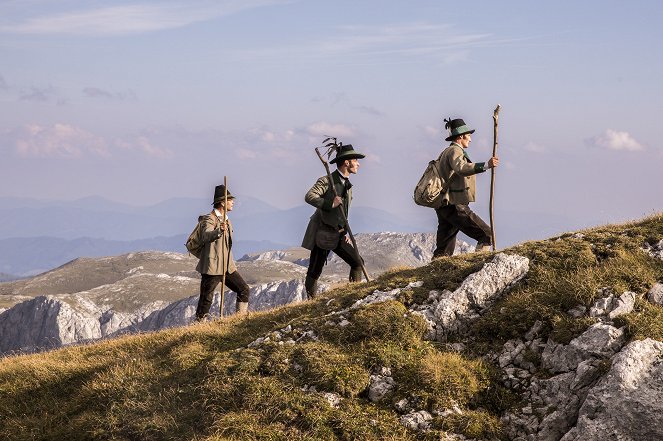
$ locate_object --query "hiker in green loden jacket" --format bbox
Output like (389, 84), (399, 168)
(433, 117), (499, 257)
(195, 184), (250, 320)
(301, 144), (365, 298)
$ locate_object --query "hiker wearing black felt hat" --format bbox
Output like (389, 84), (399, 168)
(432, 117), (499, 257)
(302, 142), (366, 298)
(193, 183), (250, 320)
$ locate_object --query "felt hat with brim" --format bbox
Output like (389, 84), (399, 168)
(329, 144), (365, 164)
(212, 184), (235, 205)
(444, 118), (475, 142)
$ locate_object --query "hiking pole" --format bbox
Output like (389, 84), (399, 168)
(314, 146), (371, 282)
(489, 105), (501, 251)
(219, 175), (228, 318)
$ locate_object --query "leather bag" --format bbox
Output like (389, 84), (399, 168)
(315, 222), (340, 250)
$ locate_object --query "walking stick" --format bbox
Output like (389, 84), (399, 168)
(219, 175), (228, 317)
(314, 143), (371, 282)
(489, 105), (501, 251)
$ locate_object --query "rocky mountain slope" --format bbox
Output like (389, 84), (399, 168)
(0, 232), (464, 355)
(1, 216), (661, 440)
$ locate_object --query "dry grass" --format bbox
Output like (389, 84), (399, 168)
(1, 214), (662, 440)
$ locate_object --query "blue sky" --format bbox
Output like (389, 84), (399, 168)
(1, 0), (662, 242)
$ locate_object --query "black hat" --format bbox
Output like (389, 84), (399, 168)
(212, 184), (235, 205)
(329, 144), (366, 164)
(444, 118), (475, 142)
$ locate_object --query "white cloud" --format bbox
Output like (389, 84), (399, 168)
(420, 125), (441, 140)
(235, 148), (258, 160)
(13, 123), (108, 158)
(0, 74), (7, 90)
(0, 1), (290, 36)
(305, 121), (357, 140)
(235, 22), (518, 66)
(523, 142), (546, 153)
(115, 136), (173, 159)
(587, 129), (643, 151)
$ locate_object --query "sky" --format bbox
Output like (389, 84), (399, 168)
(1, 0), (662, 243)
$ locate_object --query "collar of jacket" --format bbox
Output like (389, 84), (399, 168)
(450, 142), (473, 163)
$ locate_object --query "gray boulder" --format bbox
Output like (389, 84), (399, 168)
(561, 338), (663, 441)
(646, 283), (663, 306)
(414, 253), (529, 338)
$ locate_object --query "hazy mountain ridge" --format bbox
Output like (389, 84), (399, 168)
(0, 232), (459, 355)
(0, 196), (430, 276)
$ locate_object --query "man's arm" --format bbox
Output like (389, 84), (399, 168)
(449, 146), (495, 176)
(304, 177), (339, 211)
(200, 214), (225, 243)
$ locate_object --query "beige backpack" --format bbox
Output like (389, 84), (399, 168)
(413, 152), (452, 208)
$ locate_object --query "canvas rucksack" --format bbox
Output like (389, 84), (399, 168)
(185, 214), (214, 259)
(413, 152), (451, 208)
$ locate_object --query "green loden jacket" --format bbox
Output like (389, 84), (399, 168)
(195, 211), (237, 275)
(437, 142), (487, 206)
(301, 170), (352, 250)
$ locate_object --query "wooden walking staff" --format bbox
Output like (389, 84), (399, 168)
(314, 142), (371, 282)
(489, 105), (501, 251)
(219, 175), (228, 318)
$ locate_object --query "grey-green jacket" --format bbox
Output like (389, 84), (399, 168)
(301, 170), (352, 250)
(195, 211), (237, 275)
(438, 143), (487, 206)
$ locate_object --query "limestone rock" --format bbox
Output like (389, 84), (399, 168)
(400, 410), (433, 431)
(561, 338), (663, 441)
(647, 282), (663, 306)
(367, 367), (396, 403)
(542, 323), (625, 374)
(420, 253), (529, 338)
(589, 291), (636, 320)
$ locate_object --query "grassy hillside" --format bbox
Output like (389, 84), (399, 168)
(1, 215), (662, 440)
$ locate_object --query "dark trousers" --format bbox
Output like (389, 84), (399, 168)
(307, 235), (362, 280)
(434, 204), (492, 257)
(196, 271), (250, 318)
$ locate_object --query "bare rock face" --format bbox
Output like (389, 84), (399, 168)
(588, 290), (636, 320)
(560, 338), (663, 441)
(0, 296), (102, 354)
(542, 323), (626, 374)
(412, 253), (530, 339)
(501, 320), (651, 441)
(0, 277), (310, 355)
(647, 282), (663, 306)
(643, 239), (663, 260)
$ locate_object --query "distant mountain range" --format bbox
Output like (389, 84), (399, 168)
(0, 195), (595, 277)
(0, 196), (431, 276)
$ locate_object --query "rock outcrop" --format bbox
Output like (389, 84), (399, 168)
(0, 278), (310, 355)
(412, 253), (530, 339)
(560, 338), (663, 441)
(501, 284), (663, 441)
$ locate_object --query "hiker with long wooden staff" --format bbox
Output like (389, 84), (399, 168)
(427, 115), (500, 258)
(301, 139), (370, 299)
(219, 176), (229, 317)
(489, 105), (501, 251)
(193, 180), (250, 321)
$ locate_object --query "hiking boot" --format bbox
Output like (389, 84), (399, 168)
(477, 243), (492, 252)
(349, 267), (363, 282)
(236, 301), (249, 316)
(305, 275), (318, 299)
(195, 313), (212, 322)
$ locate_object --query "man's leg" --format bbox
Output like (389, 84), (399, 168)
(454, 205), (492, 250)
(332, 237), (364, 281)
(434, 205), (460, 257)
(305, 244), (330, 298)
(224, 271), (250, 315)
(196, 274), (222, 320)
